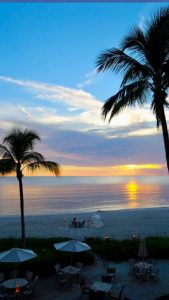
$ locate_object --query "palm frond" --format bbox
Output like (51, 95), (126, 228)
(3, 128), (41, 161)
(121, 26), (148, 60)
(96, 48), (151, 81)
(145, 7), (169, 69)
(0, 145), (15, 161)
(27, 161), (60, 176)
(0, 159), (16, 175)
(102, 81), (152, 121)
(21, 152), (45, 164)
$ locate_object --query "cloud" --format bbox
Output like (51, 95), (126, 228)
(0, 75), (101, 112)
(77, 68), (97, 89)
(139, 15), (145, 30)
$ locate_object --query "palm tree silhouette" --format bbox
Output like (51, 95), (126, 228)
(0, 127), (60, 247)
(96, 7), (169, 172)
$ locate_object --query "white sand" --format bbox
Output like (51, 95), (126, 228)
(1, 206), (169, 240)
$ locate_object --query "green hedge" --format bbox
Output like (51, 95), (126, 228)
(84, 236), (169, 261)
(0, 236), (169, 277)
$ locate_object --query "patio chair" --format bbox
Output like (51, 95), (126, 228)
(107, 267), (116, 280)
(71, 272), (81, 283)
(91, 290), (105, 300)
(133, 267), (141, 279)
(0, 273), (5, 285)
(23, 275), (39, 299)
(76, 262), (84, 270)
(109, 285), (125, 300)
(9, 270), (19, 279)
(25, 271), (34, 282)
(150, 267), (159, 281)
(80, 278), (91, 295)
(128, 258), (136, 274)
(0, 286), (8, 300)
(101, 275), (112, 283)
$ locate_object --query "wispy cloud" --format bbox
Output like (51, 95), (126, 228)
(138, 15), (145, 30)
(0, 75), (166, 142)
(77, 68), (97, 89)
(0, 76), (101, 112)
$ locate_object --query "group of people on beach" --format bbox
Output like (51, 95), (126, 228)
(71, 217), (85, 227)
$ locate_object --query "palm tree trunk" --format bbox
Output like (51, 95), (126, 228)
(17, 177), (26, 248)
(160, 106), (169, 173)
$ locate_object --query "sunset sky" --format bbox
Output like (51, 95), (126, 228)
(0, 2), (168, 176)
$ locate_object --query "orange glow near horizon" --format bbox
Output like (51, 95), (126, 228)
(1, 163), (164, 177)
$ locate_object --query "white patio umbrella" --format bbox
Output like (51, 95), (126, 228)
(0, 248), (37, 263)
(54, 240), (91, 265)
(138, 239), (148, 261)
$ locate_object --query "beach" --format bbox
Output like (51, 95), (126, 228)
(1, 207), (169, 240)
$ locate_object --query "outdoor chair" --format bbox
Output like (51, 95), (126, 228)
(71, 272), (81, 283)
(128, 258), (136, 274)
(23, 275), (39, 299)
(80, 278), (91, 295)
(109, 285), (125, 300)
(107, 268), (116, 280)
(0, 273), (5, 285)
(9, 270), (19, 279)
(76, 262), (84, 270)
(54, 264), (62, 280)
(25, 271), (34, 282)
(101, 275), (112, 283)
(133, 267), (141, 279)
(56, 272), (71, 288)
(150, 267), (159, 281)
(91, 290), (105, 300)
(0, 286), (8, 300)
(54, 263), (61, 272)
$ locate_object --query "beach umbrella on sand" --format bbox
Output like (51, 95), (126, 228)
(0, 248), (37, 263)
(54, 240), (91, 265)
(138, 239), (148, 261)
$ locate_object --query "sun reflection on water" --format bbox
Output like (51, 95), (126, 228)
(126, 181), (139, 207)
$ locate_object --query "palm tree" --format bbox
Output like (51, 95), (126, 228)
(96, 7), (169, 172)
(0, 127), (60, 248)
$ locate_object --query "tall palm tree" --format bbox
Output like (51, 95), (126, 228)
(0, 127), (60, 248)
(96, 7), (169, 172)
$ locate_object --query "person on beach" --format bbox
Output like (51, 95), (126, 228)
(72, 217), (78, 227)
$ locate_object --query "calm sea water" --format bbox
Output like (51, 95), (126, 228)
(0, 176), (169, 216)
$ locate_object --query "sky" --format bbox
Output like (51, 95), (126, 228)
(0, 2), (168, 176)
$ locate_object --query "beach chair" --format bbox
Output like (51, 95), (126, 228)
(109, 285), (125, 300)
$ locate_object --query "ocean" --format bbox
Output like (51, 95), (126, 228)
(0, 176), (169, 216)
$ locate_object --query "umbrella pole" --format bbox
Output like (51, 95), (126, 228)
(71, 253), (73, 266)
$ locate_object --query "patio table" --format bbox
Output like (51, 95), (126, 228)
(61, 265), (81, 275)
(2, 278), (28, 289)
(90, 281), (112, 293)
(134, 261), (152, 271)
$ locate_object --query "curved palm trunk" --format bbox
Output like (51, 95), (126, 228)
(17, 176), (26, 248)
(160, 106), (169, 173)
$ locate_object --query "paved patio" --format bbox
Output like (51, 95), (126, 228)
(35, 258), (169, 300)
